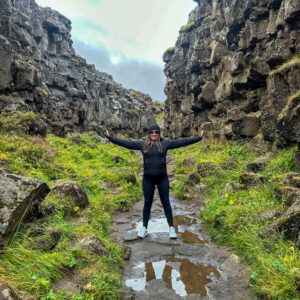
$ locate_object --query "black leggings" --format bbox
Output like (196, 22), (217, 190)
(142, 174), (173, 228)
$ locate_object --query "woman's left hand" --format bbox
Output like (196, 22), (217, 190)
(200, 130), (204, 138)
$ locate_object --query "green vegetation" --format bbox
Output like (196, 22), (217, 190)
(270, 54), (300, 75)
(278, 90), (300, 120)
(171, 139), (300, 299)
(0, 112), (142, 299)
(154, 111), (164, 123)
(166, 47), (175, 54)
(180, 21), (195, 33)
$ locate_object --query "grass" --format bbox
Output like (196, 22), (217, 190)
(171, 138), (300, 299)
(180, 21), (195, 33)
(0, 112), (143, 299)
(270, 54), (300, 75)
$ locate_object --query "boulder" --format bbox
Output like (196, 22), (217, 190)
(34, 229), (62, 251)
(274, 184), (300, 206)
(0, 283), (15, 300)
(283, 173), (300, 188)
(219, 181), (241, 199)
(259, 197), (300, 242)
(186, 172), (200, 184)
(76, 236), (109, 256)
(51, 181), (89, 209)
(246, 156), (269, 173)
(232, 113), (261, 138)
(197, 162), (219, 177)
(0, 170), (50, 247)
(239, 172), (268, 188)
(259, 209), (281, 222)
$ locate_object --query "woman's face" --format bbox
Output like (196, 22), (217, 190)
(149, 130), (160, 141)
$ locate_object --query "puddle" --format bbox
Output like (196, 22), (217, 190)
(132, 216), (208, 244)
(125, 257), (220, 297)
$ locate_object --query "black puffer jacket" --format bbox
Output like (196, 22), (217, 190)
(107, 135), (202, 176)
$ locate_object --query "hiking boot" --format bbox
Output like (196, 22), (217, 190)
(169, 226), (177, 239)
(137, 226), (148, 238)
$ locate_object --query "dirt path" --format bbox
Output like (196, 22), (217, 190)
(114, 154), (253, 300)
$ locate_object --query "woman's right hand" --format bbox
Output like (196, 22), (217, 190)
(105, 128), (109, 137)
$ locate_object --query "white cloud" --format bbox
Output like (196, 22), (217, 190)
(35, 0), (197, 63)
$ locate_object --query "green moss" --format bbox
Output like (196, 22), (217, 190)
(270, 56), (300, 75)
(0, 111), (37, 135)
(166, 47), (175, 54)
(180, 21), (195, 32)
(35, 87), (49, 97)
(278, 90), (300, 120)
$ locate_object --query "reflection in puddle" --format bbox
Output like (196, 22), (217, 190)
(180, 231), (208, 245)
(125, 258), (220, 296)
(132, 216), (208, 244)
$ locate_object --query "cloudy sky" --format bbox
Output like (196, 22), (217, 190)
(35, 0), (197, 101)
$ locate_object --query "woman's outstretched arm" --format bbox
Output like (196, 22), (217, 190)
(166, 130), (204, 150)
(105, 129), (143, 150)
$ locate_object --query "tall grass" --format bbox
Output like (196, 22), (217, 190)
(171, 138), (300, 299)
(0, 126), (142, 299)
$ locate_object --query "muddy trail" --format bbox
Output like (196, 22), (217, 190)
(113, 154), (253, 300)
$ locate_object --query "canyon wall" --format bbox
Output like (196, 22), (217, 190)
(0, 0), (156, 137)
(163, 0), (300, 146)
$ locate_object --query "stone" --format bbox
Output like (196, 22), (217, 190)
(283, 173), (300, 188)
(246, 156), (269, 173)
(232, 112), (261, 138)
(274, 185), (300, 206)
(76, 236), (109, 256)
(51, 181), (89, 209)
(259, 209), (281, 222)
(259, 197), (300, 242)
(219, 181), (241, 199)
(239, 172), (268, 188)
(0, 171), (50, 247)
(186, 172), (200, 184)
(34, 229), (62, 251)
(0, 283), (15, 300)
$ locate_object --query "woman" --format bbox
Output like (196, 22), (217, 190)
(105, 125), (204, 239)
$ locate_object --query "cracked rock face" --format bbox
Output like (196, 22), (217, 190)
(163, 0), (300, 145)
(0, 0), (156, 138)
(0, 169), (50, 247)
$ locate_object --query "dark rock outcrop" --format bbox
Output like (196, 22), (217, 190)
(163, 0), (300, 146)
(0, 0), (156, 138)
(0, 169), (50, 247)
(259, 197), (300, 242)
(51, 181), (89, 209)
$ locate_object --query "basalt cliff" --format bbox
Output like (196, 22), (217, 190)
(0, 0), (156, 138)
(163, 0), (300, 147)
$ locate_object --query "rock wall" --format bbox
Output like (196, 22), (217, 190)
(163, 0), (300, 146)
(0, 0), (156, 138)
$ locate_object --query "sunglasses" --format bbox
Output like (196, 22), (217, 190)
(150, 130), (160, 134)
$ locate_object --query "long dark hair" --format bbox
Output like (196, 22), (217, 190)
(144, 135), (162, 152)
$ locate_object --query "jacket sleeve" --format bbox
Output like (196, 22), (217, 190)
(107, 135), (143, 150)
(166, 136), (202, 150)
